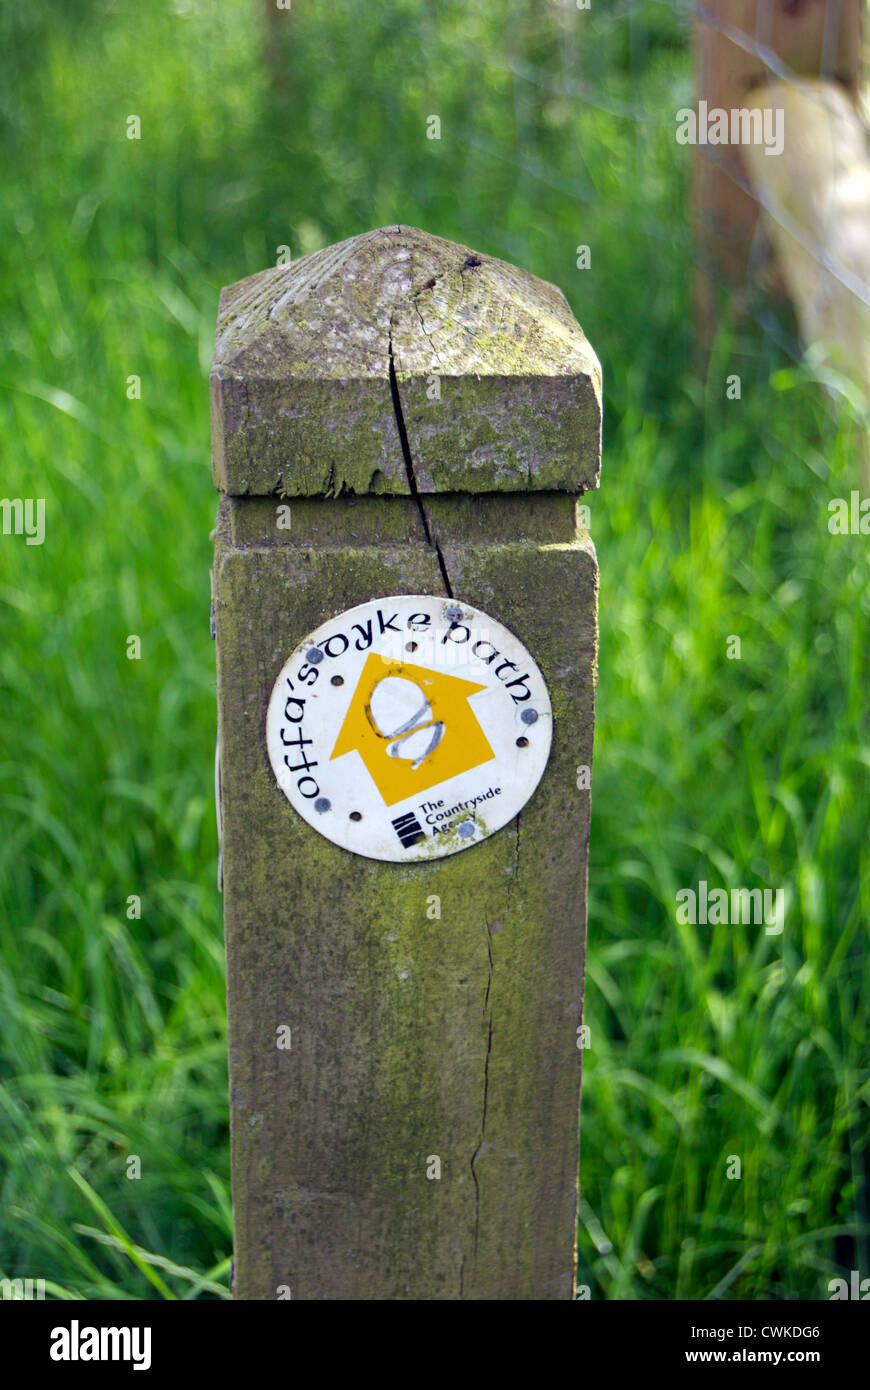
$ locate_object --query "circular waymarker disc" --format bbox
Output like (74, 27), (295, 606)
(265, 596), (552, 863)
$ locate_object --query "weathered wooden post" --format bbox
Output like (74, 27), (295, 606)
(210, 225), (601, 1300)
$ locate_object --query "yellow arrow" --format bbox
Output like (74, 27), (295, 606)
(330, 653), (495, 806)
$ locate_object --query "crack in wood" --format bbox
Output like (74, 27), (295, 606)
(470, 923), (494, 1257)
(387, 327), (454, 598)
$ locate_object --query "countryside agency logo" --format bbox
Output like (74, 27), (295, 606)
(265, 596), (552, 862)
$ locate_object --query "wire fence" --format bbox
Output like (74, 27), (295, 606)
(451, 1), (870, 373)
(258, 0), (868, 407)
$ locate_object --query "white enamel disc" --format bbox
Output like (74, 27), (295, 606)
(265, 595), (552, 862)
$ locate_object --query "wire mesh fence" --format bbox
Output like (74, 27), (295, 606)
(260, 0), (867, 406)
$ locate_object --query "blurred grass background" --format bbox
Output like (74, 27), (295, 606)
(0, 0), (867, 1300)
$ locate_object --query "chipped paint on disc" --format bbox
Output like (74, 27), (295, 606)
(265, 596), (552, 862)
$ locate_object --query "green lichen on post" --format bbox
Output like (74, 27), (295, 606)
(214, 511), (596, 1300)
(211, 225), (601, 498)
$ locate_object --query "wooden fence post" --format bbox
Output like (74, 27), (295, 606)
(210, 225), (602, 1300)
(692, 0), (864, 350)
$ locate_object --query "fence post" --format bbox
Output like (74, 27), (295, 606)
(692, 0), (864, 351)
(210, 225), (602, 1300)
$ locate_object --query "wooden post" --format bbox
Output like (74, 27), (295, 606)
(210, 225), (602, 1300)
(692, 0), (864, 349)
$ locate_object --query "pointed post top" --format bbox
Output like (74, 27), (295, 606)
(211, 225), (601, 497)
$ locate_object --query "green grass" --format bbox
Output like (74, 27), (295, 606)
(0, 0), (867, 1300)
